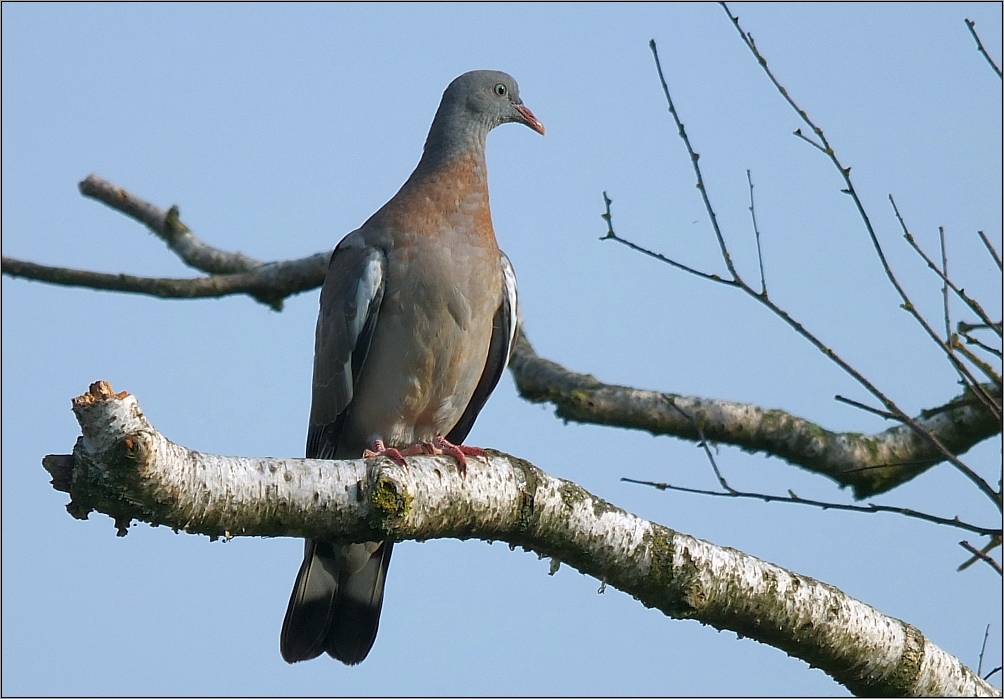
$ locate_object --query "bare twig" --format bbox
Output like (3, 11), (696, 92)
(746, 170), (767, 296)
(2, 175), (332, 311)
(958, 541), (1003, 576)
(958, 534), (1004, 572)
(600, 193), (729, 284)
(78, 174), (263, 275)
(834, 394), (899, 421)
(976, 230), (1003, 270)
(891, 198), (1000, 412)
(621, 478), (999, 537)
(950, 340), (1003, 390)
(978, 624), (991, 676)
(890, 198), (1003, 405)
(941, 227), (952, 347)
(649, 40), (738, 281)
(665, 398), (736, 493)
(960, 327), (1003, 359)
(965, 19), (1003, 78)
(896, 211), (1002, 340)
(1, 254), (327, 312)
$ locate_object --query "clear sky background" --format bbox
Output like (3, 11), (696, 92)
(3, 3), (1001, 696)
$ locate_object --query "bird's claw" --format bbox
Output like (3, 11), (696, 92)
(363, 440), (410, 468)
(364, 437), (484, 475)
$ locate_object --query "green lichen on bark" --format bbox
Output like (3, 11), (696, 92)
(369, 476), (411, 534)
(630, 526), (698, 619)
(494, 450), (540, 532)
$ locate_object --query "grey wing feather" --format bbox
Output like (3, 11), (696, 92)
(306, 239), (386, 459)
(446, 251), (518, 444)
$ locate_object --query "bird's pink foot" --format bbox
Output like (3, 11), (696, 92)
(433, 435), (486, 474)
(363, 438), (485, 474)
(363, 440), (409, 467)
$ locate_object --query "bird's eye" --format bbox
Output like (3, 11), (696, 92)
(493, 83), (507, 96)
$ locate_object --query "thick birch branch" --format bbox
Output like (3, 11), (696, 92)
(3, 176), (998, 496)
(42, 381), (998, 697)
(509, 332), (1001, 499)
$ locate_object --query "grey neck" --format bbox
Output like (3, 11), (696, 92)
(418, 103), (490, 170)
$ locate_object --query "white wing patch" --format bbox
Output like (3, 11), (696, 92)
(500, 252), (519, 364)
(350, 253), (384, 344)
(333, 250), (384, 407)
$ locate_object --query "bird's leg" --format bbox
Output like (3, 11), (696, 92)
(362, 439), (409, 468)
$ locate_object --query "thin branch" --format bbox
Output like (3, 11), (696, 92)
(958, 534), (1004, 572)
(600, 193), (731, 285)
(960, 327), (1003, 359)
(2, 175), (332, 310)
(890, 198), (1003, 407)
(960, 322), (1003, 334)
(78, 174), (262, 275)
(958, 540), (1003, 576)
(1, 254), (328, 312)
(746, 169), (768, 296)
(649, 40), (739, 281)
(621, 478), (998, 537)
(978, 624), (991, 676)
(834, 394), (899, 421)
(977, 230), (1003, 270)
(951, 340), (1003, 391)
(965, 19), (1003, 79)
(897, 213), (1002, 340)
(941, 227), (953, 347)
(665, 398), (736, 493)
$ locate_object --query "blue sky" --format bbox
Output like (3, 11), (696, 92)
(3, 3), (1001, 695)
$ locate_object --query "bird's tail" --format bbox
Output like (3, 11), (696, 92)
(280, 539), (394, 665)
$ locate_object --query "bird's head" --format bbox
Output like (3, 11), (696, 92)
(447, 70), (545, 136)
(423, 70), (544, 162)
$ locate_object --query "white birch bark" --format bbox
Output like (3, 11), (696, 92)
(43, 381), (999, 698)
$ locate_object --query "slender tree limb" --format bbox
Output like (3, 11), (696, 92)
(1, 254), (328, 312)
(1, 174), (331, 310)
(976, 231), (1003, 271)
(746, 169), (768, 296)
(600, 192), (730, 285)
(960, 327), (1003, 359)
(958, 539), (1004, 576)
(894, 203), (1001, 342)
(78, 174), (263, 275)
(965, 19), (1004, 79)
(620, 478), (998, 537)
(834, 394), (899, 421)
(43, 381), (1000, 698)
(509, 331), (1001, 499)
